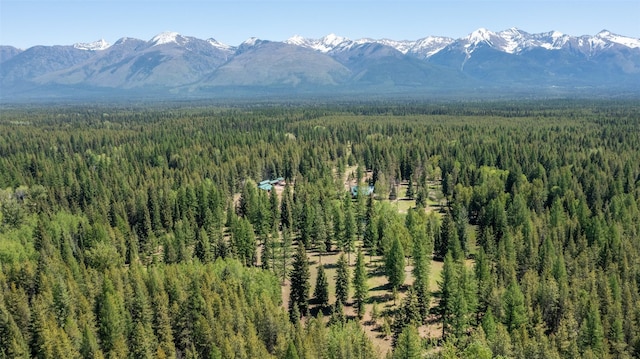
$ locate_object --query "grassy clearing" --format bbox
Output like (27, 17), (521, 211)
(276, 167), (451, 355)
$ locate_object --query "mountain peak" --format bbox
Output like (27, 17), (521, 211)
(150, 31), (182, 46)
(594, 30), (640, 48)
(286, 35), (306, 45)
(73, 39), (111, 51)
(241, 37), (260, 46)
(321, 33), (348, 46)
(468, 28), (494, 43)
(207, 38), (234, 52)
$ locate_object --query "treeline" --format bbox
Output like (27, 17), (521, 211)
(1, 101), (639, 358)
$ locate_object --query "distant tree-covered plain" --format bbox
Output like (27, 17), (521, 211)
(0, 100), (639, 358)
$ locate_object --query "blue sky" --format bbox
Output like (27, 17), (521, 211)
(1, 0), (639, 48)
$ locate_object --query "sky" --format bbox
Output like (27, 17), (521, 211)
(1, 0), (639, 49)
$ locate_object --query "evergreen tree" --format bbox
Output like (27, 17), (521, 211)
(289, 244), (311, 318)
(411, 228), (430, 322)
(261, 232), (272, 270)
(475, 247), (492, 317)
(96, 277), (127, 358)
(353, 249), (368, 319)
(503, 281), (527, 333)
(392, 288), (422, 345)
(436, 252), (457, 339)
(0, 293), (30, 358)
(269, 187), (280, 231)
(238, 180), (259, 223)
(392, 325), (422, 358)
(579, 296), (605, 357)
(281, 229), (293, 285)
(385, 236), (405, 291)
(314, 265), (329, 309)
(280, 184), (294, 230)
(453, 204), (469, 257)
(332, 202), (345, 251)
(363, 195), (377, 250)
(436, 211), (457, 259)
(194, 228), (212, 263)
(343, 194), (356, 260)
(231, 217), (257, 266)
(335, 253), (350, 306)
(406, 176), (414, 199)
(284, 341), (300, 359)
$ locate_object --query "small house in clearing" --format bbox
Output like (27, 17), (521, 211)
(350, 185), (374, 198)
(258, 177), (285, 191)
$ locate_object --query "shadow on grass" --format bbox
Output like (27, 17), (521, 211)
(309, 305), (332, 318)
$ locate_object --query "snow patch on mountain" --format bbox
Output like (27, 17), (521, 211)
(285, 35), (308, 47)
(73, 39), (111, 51)
(207, 38), (235, 52)
(151, 32), (182, 46)
(467, 28), (494, 46)
(242, 37), (260, 47)
(286, 33), (454, 58)
(409, 36), (454, 57)
(536, 31), (570, 50)
(596, 30), (640, 49)
(286, 33), (352, 53)
(314, 34), (350, 52)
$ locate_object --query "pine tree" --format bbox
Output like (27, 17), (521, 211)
(313, 205), (329, 253)
(436, 211), (457, 259)
(392, 325), (422, 358)
(343, 194), (356, 261)
(281, 229), (292, 285)
(436, 252), (458, 339)
(475, 247), (492, 316)
(412, 229), (430, 322)
(332, 202), (345, 251)
(335, 253), (350, 306)
(453, 204), (469, 257)
(406, 176), (414, 199)
(482, 308), (497, 340)
(503, 281), (526, 333)
(353, 249), (368, 319)
(262, 232), (272, 270)
(579, 296), (605, 357)
(0, 292), (29, 358)
(280, 184), (294, 230)
(451, 264), (476, 340)
(96, 277), (127, 358)
(314, 265), (329, 309)
(392, 288), (422, 345)
(385, 236), (405, 291)
(194, 228), (211, 263)
(269, 187), (280, 231)
(231, 217), (256, 266)
(289, 244), (311, 318)
(363, 195), (377, 250)
(284, 341), (300, 359)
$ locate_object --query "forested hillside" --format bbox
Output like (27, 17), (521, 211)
(0, 101), (639, 358)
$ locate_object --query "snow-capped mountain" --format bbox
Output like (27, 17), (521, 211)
(150, 31), (183, 46)
(1, 28), (639, 100)
(285, 33), (351, 53)
(285, 33), (454, 58)
(207, 38), (236, 53)
(73, 39), (111, 51)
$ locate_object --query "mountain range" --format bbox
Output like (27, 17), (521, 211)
(1, 28), (639, 100)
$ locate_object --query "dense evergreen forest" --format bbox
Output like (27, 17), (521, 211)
(0, 101), (639, 358)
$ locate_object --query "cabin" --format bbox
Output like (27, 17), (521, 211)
(350, 185), (374, 198)
(258, 177), (285, 191)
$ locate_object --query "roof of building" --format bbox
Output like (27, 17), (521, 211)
(259, 183), (273, 191)
(351, 185), (374, 197)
